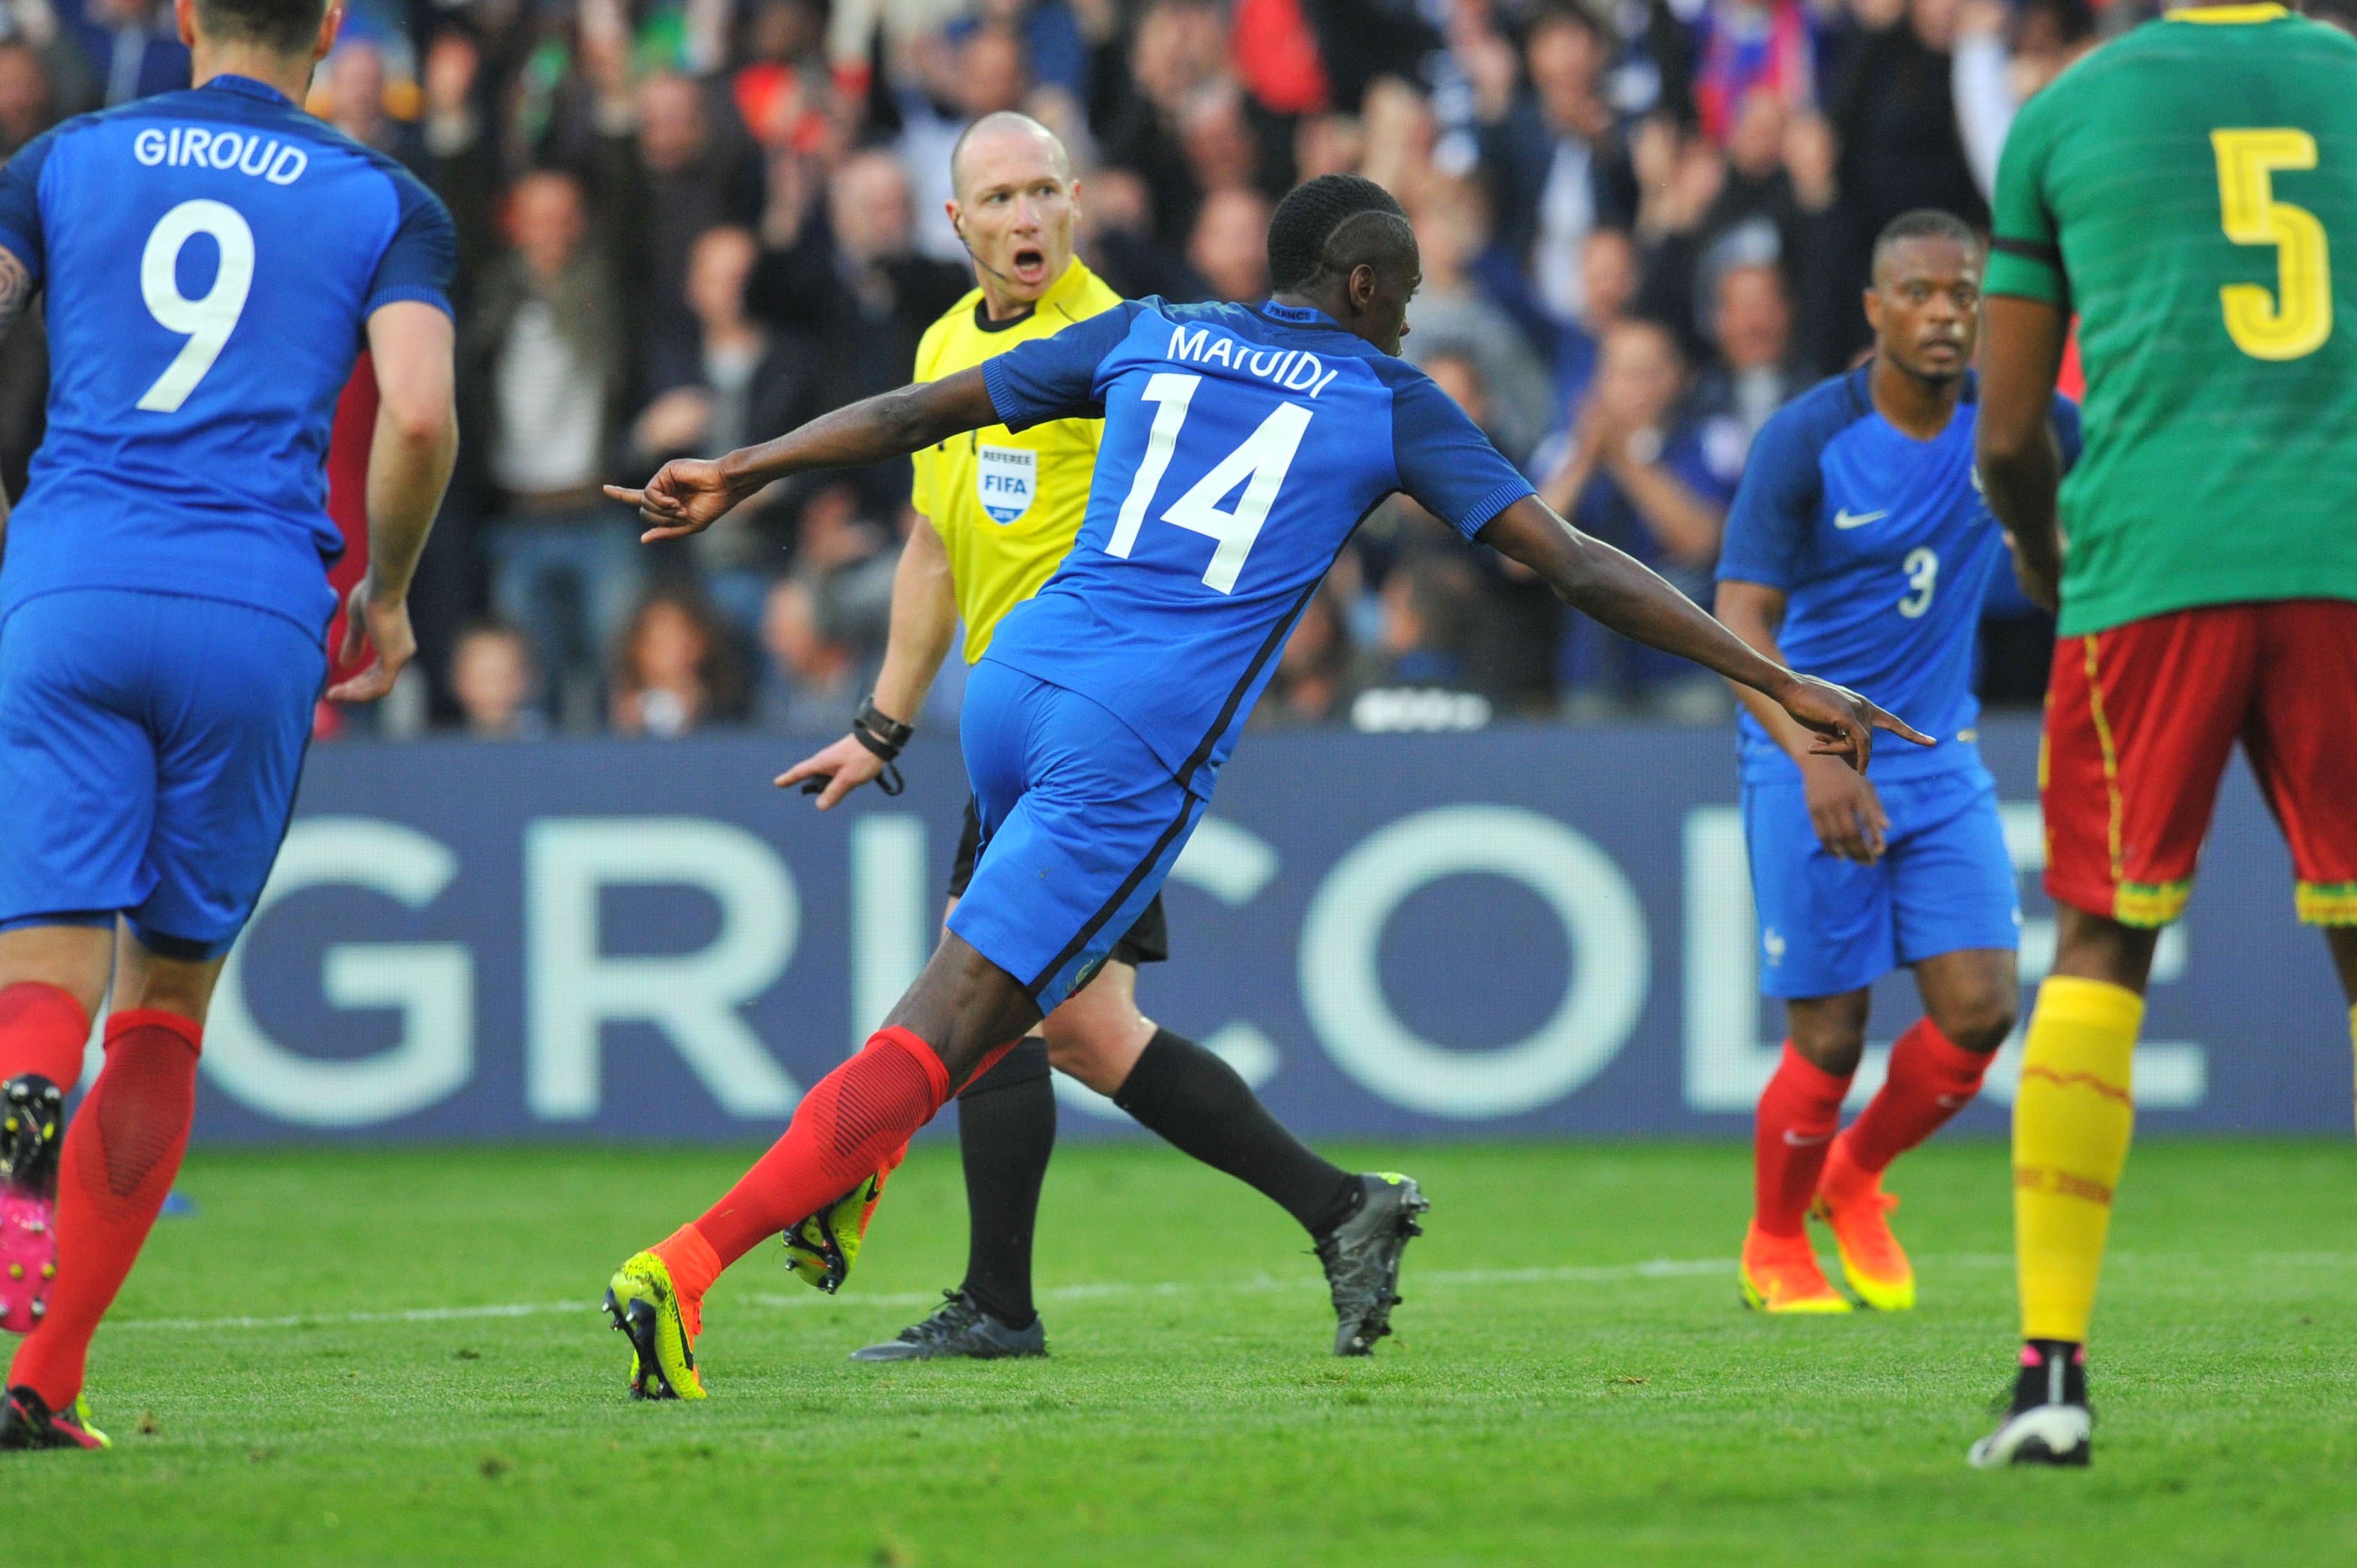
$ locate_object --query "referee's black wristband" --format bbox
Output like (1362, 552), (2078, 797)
(855, 698), (915, 753)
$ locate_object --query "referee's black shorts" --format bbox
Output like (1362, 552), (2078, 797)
(947, 795), (1170, 968)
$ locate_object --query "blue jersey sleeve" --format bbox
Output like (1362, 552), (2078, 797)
(363, 169), (457, 318)
(1385, 366), (1535, 540)
(983, 301), (1144, 430)
(0, 125), (59, 285)
(1716, 401), (1826, 591)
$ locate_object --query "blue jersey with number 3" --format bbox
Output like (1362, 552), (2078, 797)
(1715, 368), (2080, 785)
(982, 298), (1534, 795)
(0, 74), (455, 634)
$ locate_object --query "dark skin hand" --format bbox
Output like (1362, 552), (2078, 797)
(1720, 234), (1987, 857)
(1975, 293), (2070, 612)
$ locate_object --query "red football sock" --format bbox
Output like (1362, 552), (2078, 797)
(9, 1010), (200, 1407)
(0, 982), (91, 1094)
(1834, 1017), (1993, 1179)
(1753, 1040), (1852, 1240)
(687, 1027), (952, 1271)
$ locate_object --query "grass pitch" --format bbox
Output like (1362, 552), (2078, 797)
(9, 1137), (2356, 1566)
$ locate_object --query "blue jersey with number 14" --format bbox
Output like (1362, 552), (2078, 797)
(0, 74), (455, 635)
(982, 298), (1535, 796)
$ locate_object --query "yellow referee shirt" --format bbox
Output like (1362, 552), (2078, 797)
(909, 257), (1123, 662)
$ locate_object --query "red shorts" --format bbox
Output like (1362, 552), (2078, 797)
(2042, 600), (2357, 927)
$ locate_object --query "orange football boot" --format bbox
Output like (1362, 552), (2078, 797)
(1812, 1134), (1915, 1311)
(1739, 1223), (1851, 1313)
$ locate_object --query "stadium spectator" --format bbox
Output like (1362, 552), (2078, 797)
(1186, 185), (1273, 302)
(1403, 179), (1552, 463)
(620, 69), (765, 376)
(1828, 0), (1989, 272)
(758, 574), (868, 737)
(1693, 255), (1804, 450)
(1251, 585), (1358, 731)
(1477, 4), (1636, 330)
(323, 39), (419, 167)
(747, 148), (969, 516)
(64, 0), (185, 107)
(611, 589), (747, 739)
(1354, 551), (1494, 734)
(0, 38), (58, 156)
(1100, 0), (1231, 248)
(1422, 348), (1561, 715)
(465, 168), (639, 733)
(449, 623), (548, 741)
(1538, 318), (1740, 712)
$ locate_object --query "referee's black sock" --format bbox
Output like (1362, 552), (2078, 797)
(955, 1037), (1054, 1330)
(1114, 1028), (1362, 1239)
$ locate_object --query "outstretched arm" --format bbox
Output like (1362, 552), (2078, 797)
(607, 368), (1001, 541)
(1479, 494), (1930, 770)
(1977, 295), (2069, 611)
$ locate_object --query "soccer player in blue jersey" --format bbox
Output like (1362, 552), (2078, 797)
(0, 0), (457, 1449)
(599, 174), (1922, 1401)
(1715, 211), (2080, 1316)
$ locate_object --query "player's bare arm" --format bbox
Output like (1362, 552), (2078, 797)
(330, 300), (457, 703)
(1715, 578), (1889, 863)
(1975, 294), (2070, 612)
(1481, 495), (1929, 772)
(778, 517), (961, 807)
(607, 369), (1001, 540)
(0, 244), (33, 559)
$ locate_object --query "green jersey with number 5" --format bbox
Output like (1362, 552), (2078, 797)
(1985, 4), (2357, 637)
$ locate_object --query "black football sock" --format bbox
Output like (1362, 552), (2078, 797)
(955, 1038), (1054, 1330)
(1114, 1028), (1363, 1239)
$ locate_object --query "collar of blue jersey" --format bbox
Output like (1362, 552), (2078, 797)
(202, 74), (294, 107)
(1258, 300), (1340, 329)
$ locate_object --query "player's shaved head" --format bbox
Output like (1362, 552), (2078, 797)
(1871, 208), (1983, 285)
(194, 0), (332, 55)
(1267, 174), (1413, 293)
(950, 111), (1072, 202)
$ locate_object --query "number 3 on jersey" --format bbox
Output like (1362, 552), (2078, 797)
(137, 198), (254, 412)
(2213, 128), (2332, 363)
(1108, 371), (1313, 594)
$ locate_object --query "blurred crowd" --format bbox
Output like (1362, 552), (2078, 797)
(0, 0), (2159, 741)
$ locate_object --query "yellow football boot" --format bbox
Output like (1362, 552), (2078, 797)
(603, 1250), (706, 1400)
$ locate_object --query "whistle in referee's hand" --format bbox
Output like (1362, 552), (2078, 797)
(799, 774), (831, 796)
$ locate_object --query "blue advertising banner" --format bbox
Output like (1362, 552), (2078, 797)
(173, 717), (2351, 1142)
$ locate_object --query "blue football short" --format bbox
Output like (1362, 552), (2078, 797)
(949, 660), (1203, 1014)
(1742, 764), (2020, 999)
(0, 589), (324, 960)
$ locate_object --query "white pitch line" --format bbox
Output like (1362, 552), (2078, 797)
(109, 1257), (1740, 1335)
(101, 1249), (2337, 1337)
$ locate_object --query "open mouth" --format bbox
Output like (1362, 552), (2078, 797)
(1009, 246), (1048, 283)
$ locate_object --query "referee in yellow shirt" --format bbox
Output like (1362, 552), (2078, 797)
(783, 113), (1405, 1362)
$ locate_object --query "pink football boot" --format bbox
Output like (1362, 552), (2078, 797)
(0, 1077), (65, 1336)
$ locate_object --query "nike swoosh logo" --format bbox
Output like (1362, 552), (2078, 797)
(1782, 1130), (1832, 1147)
(1834, 508), (1888, 530)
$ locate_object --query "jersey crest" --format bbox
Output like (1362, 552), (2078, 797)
(975, 443), (1037, 525)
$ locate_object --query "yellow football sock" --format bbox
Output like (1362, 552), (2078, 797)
(2013, 975), (2143, 1344)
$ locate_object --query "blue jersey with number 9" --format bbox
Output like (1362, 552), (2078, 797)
(981, 297), (1535, 796)
(0, 74), (455, 634)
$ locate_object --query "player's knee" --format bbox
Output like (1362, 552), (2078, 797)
(1936, 991), (2017, 1055)
(1788, 1027), (1866, 1079)
(1042, 1025), (1125, 1096)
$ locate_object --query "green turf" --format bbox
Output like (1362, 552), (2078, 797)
(9, 1137), (2356, 1566)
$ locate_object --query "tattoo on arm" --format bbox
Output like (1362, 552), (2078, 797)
(0, 247), (34, 341)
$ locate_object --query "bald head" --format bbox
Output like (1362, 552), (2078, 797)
(950, 111), (1071, 202)
(947, 111), (1080, 314)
